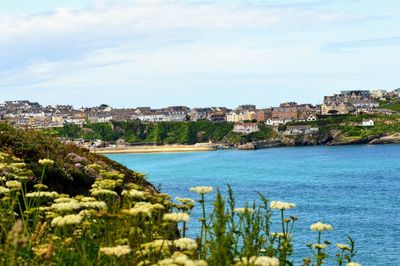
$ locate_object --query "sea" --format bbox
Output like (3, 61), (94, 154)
(107, 144), (400, 265)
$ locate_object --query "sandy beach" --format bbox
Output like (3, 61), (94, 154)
(92, 144), (216, 154)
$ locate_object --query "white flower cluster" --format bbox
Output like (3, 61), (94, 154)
(92, 179), (122, 190)
(174, 238), (197, 251)
(189, 186), (213, 195)
(163, 213), (190, 223)
(310, 222), (333, 232)
(122, 189), (147, 199)
(336, 243), (351, 251)
(51, 214), (82, 227)
(234, 208), (255, 215)
(141, 239), (172, 255)
(0, 186), (10, 195)
(234, 256), (280, 266)
(90, 188), (117, 197)
(26, 191), (59, 198)
(80, 201), (107, 210)
(270, 232), (287, 238)
(51, 200), (81, 212)
(154, 254), (207, 266)
(270, 201), (296, 210)
(121, 202), (164, 217)
(313, 244), (327, 249)
(99, 245), (131, 257)
(175, 197), (195, 205)
(5, 180), (22, 189)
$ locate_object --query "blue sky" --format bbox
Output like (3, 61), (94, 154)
(0, 0), (399, 108)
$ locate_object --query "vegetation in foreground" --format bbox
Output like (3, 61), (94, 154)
(0, 152), (361, 265)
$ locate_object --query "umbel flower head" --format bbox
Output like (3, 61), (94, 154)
(234, 256), (279, 266)
(99, 245), (131, 257)
(163, 213), (190, 223)
(347, 263), (361, 266)
(51, 214), (82, 227)
(270, 201), (296, 210)
(189, 186), (213, 195)
(5, 180), (22, 189)
(310, 222), (333, 232)
(174, 238), (197, 251)
(234, 208), (255, 215)
(38, 159), (54, 167)
(336, 243), (351, 251)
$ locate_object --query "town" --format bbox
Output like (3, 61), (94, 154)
(1, 89), (399, 133)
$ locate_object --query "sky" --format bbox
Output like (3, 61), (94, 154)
(0, 0), (399, 108)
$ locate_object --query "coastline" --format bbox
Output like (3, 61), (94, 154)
(92, 144), (216, 154)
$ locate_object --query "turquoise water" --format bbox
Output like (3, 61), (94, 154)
(107, 145), (400, 265)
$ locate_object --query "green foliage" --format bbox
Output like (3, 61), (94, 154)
(0, 122), (152, 195)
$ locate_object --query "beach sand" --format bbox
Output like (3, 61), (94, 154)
(92, 144), (215, 154)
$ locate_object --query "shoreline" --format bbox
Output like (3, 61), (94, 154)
(91, 141), (400, 154)
(92, 144), (216, 154)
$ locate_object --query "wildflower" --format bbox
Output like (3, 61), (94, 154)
(121, 206), (152, 217)
(313, 244), (327, 249)
(34, 184), (48, 191)
(234, 256), (279, 266)
(234, 208), (255, 214)
(0, 186), (10, 195)
(51, 214), (82, 227)
(26, 191), (59, 198)
(174, 238), (197, 251)
(80, 201), (107, 210)
(99, 245), (131, 257)
(270, 201), (296, 210)
(54, 197), (76, 203)
(38, 159), (54, 166)
(153, 253), (207, 266)
(347, 263), (361, 266)
(189, 186), (213, 194)
(5, 180), (22, 189)
(51, 201), (81, 212)
(336, 243), (351, 251)
(163, 213), (190, 223)
(90, 188), (117, 197)
(270, 232), (287, 238)
(310, 222), (333, 232)
(175, 197), (195, 205)
(141, 239), (172, 255)
(78, 196), (96, 202)
(93, 179), (122, 190)
(122, 189), (147, 199)
(34, 242), (54, 259)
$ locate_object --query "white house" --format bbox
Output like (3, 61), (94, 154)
(361, 119), (374, 127)
(233, 122), (259, 134)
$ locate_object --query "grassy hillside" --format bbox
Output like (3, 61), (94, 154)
(0, 122), (154, 195)
(50, 120), (277, 145)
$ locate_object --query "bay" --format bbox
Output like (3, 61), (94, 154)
(107, 144), (400, 265)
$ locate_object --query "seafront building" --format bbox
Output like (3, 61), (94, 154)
(0, 88), (398, 129)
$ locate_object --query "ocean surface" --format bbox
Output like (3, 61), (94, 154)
(107, 145), (400, 265)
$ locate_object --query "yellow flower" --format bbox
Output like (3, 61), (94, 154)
(347, 263), (361, 266)
(189, 186), (213, 194)
(270, 201), (296, 210)
(26, 191), (59, 198)
(310, 222), (333, 232)
(38, 159), (54, 166)
(99, 245), (131, 257)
